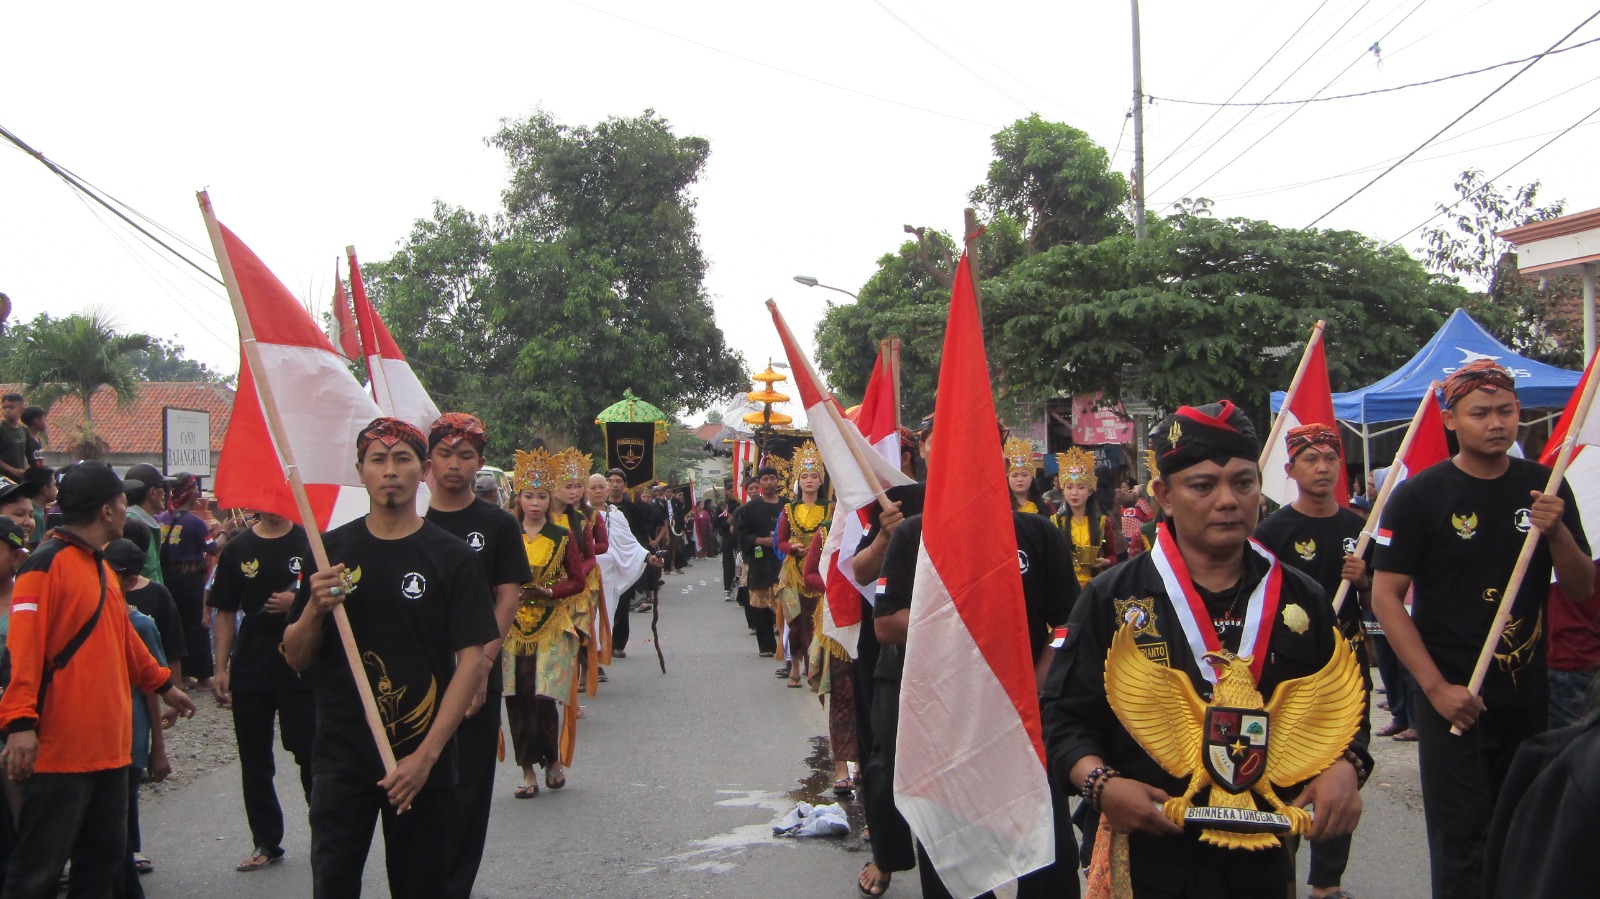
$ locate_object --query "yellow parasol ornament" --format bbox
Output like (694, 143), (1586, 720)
(1057, 446), (1098, 490)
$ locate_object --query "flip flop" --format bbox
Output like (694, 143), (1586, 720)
(134, 853), (153, 875)
(236, 849), (283, 872)
(833, 778), (855, 796)
(788, 678), (804, 688)
(546, 769), (567, 790)
(1392, 728), (1419, 742)
(513, 783), (539, 799)
(858, 862), (891, 897)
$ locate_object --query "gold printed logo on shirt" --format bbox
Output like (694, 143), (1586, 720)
(1452, 512), (1479, 540)
(240, 559), (260, 579)
(1293, 539), (1316, 561)
(363, 650), (437, 751)
(1281, 604), (1310, 635)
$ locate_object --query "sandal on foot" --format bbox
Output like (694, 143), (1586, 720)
(788, 677), (803, 688)
(134, 853), (153, 875)
(858, 862), (891, 897)
(1392, 728), (1419, 742)
(776, 667), (792, 677)
(833, 778), (855, 796)
(1375, 721), (1403, 737)
(513, 783), (539, 799)
(546, 768), (567, 790)
(236, 849), (284, 872)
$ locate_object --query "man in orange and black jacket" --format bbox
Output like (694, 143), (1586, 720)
(0, 461), (197, 898)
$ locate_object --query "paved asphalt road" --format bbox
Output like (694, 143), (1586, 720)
(133, 568), (1433, 898)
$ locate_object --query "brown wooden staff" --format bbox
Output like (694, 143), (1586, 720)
(197, 191), (397, 774)
(1452, 360), (1600, 735)
(1330, 383), (1441, 615)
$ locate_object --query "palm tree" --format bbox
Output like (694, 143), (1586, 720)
(24, 311), (152, 458)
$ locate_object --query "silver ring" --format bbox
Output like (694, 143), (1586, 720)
(329, 586), (342, 597)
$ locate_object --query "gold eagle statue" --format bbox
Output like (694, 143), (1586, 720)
(1104, 621), (1364, 850)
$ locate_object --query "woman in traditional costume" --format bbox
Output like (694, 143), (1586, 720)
(503, 449), (586, 798)
(550, 449), (608, 703)
(801, 525), (858, 795)
(1051, 446), (1126, 588)
(775, 440), (832, 688)
(1004, 435), (1050, 515)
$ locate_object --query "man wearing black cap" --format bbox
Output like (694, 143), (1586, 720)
(1373, 360), (1592, 899)
(123, 464), (171, 585)
(207, 510), (316, 874)
(283, 417), (497, 899)
(1042, 402), (1368, 898)
(0, 461), (197, 898)
(0, 477), (40, 547)
(734, 466), (785, 657)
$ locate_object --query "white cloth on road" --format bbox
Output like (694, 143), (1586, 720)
(773, 802), (849, 838)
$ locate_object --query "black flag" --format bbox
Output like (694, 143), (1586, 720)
(604, 422), (657, 488)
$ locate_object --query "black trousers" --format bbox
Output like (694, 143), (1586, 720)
(1411, 687), (1544, 899)
(231, 688), (315, 853)
(749, 605), (777, 655)
(864, 678), (916, 873)
(2, 768), (128, 899)
(123, 766), (145, 899)
(166, 569), (213, 679)
(308, 768), (456, 899)
(614, 582), (634, 652)
(721, 542), (736, 591)
(1372, 634), (1415, 729)
(443, 691), (500, 899)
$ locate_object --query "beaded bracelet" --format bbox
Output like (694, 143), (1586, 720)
(1341, 749), (1370, 788)
(1080, 765), (1121, 812)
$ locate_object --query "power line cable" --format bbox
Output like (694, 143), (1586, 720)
(563, 0), (999, 129)
(1383, 98), (1600, 249)
(1145, 0), (1335, 179)
(1148, 34), (1600, 107)
(870, 0), (1033, 113)
(1305, 8), (1600, 228)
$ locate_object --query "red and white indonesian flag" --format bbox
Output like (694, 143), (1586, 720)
(210, 219), (384, 529)
(731, 439), (758, 503)
(327, 270), (361, 362)
(894, 255), (1053, 898)
(1541, 353), (1600, 556)
(818, 347), (901, 656)
(347, 247), (440, 431)
(1262, 336), (1349, 507)
(1373, 392), (1449, 547)
(768, 303), (912, 656)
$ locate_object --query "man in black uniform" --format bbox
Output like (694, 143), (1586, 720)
(209, 510), (316, 873)
(1043, 402), (1369, 899)
(1372, 360), (1593, 899)
(715, 480), (737, 595)
(1252, 422), (1371, 899)
(423, 413), (530, 899)
(284, 418), (497, 899)
(610, 470), (664, 657)
(734, 466), (785, 657)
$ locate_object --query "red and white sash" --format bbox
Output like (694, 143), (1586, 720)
(1149, 522), (1283, 685)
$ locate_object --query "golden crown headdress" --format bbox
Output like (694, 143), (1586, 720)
(792, 440), (825, 477)
(1056, 447), (1098, 490)
(511, 448), (556, 494)
(1003, 436), (1035, 474)
(553, 448), (593, 485)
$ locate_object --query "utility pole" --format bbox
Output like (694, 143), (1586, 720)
(1130, 0), (1147, 242)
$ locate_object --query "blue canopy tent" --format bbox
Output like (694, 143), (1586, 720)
(1272, 308), (1581, 484)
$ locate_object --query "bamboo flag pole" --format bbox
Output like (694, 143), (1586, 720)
(889, 337), (903, 432)
(766, 300), (895, 513)
(198, 192), (398, 775)
(1258, 321), (1328, 472)
(1330, 383), (1440, 615)
(1453, 361), (1600, 735)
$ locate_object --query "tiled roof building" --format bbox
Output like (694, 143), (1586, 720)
(1, 381), (232, 471)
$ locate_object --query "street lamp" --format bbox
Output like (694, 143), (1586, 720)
(792, 275), (859, 301)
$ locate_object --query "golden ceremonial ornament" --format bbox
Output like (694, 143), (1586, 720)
(1003, 435), (1035, 474)
(792, 439), (825, 478)
(511, 448), (556, 495)
(1103, 622), (1364, 850)
(1057, 446), (1098, 490)
(553, 448), (593, 486)
(1143, 448), (1159, 491)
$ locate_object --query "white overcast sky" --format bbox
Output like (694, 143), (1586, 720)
(3, 0), (1597, 422)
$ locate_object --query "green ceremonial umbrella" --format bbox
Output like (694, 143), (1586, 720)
(595, 388), (669, 444)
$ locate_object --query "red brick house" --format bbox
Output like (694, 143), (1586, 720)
(1, 381), (233, 473)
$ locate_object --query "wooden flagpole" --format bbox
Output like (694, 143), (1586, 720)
(1330, 383), (1440, 615)
(888, 338), (903, 433)
(198, 192), (397, 775)
(963, 207), (983, 320)
(766, 300), (895, 513)
(1257, 320), (1328, 472)
(1453, 361), (1600, 735)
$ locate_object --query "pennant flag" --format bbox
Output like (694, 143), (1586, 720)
(732, 439), (758, 502)
(347, 247), (441, 431)
(1541, 353), (1600, 555)
(328, 268), (361, 362)
(1372, 391), (1450, 546)
(1262, 333), (1350, 507)
(819, 346), (901, 656)
(894, 254), (1052, 898)
(766, 302), (911, 511)
(213, 225), (384, 529)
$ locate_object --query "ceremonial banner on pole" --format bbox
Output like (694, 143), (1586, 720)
(895, 253), (1052, 898)
(346, 246), (441, 432)
(1261, 323), (1349, 507)
(328, 269), (361, 362)
(605, 422), (657, 488)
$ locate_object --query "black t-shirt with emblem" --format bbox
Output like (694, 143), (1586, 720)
(1375, 456), (1587, 706)
(210, 525), (312, 693)
(1254, 505), (1369, 640)
(426, 499), (532, 696)
(875, 511), (1078, 683)
(289, 518), (497, 782)
(127, 581), (187, 667)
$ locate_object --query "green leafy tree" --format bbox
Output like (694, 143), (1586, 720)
(969, 114), (1128, 252)
(1420, 169), (1577, 366)
(126, 337), (232, 384)
(20, 312), (153, 456)
(364, 109), (744, 457)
